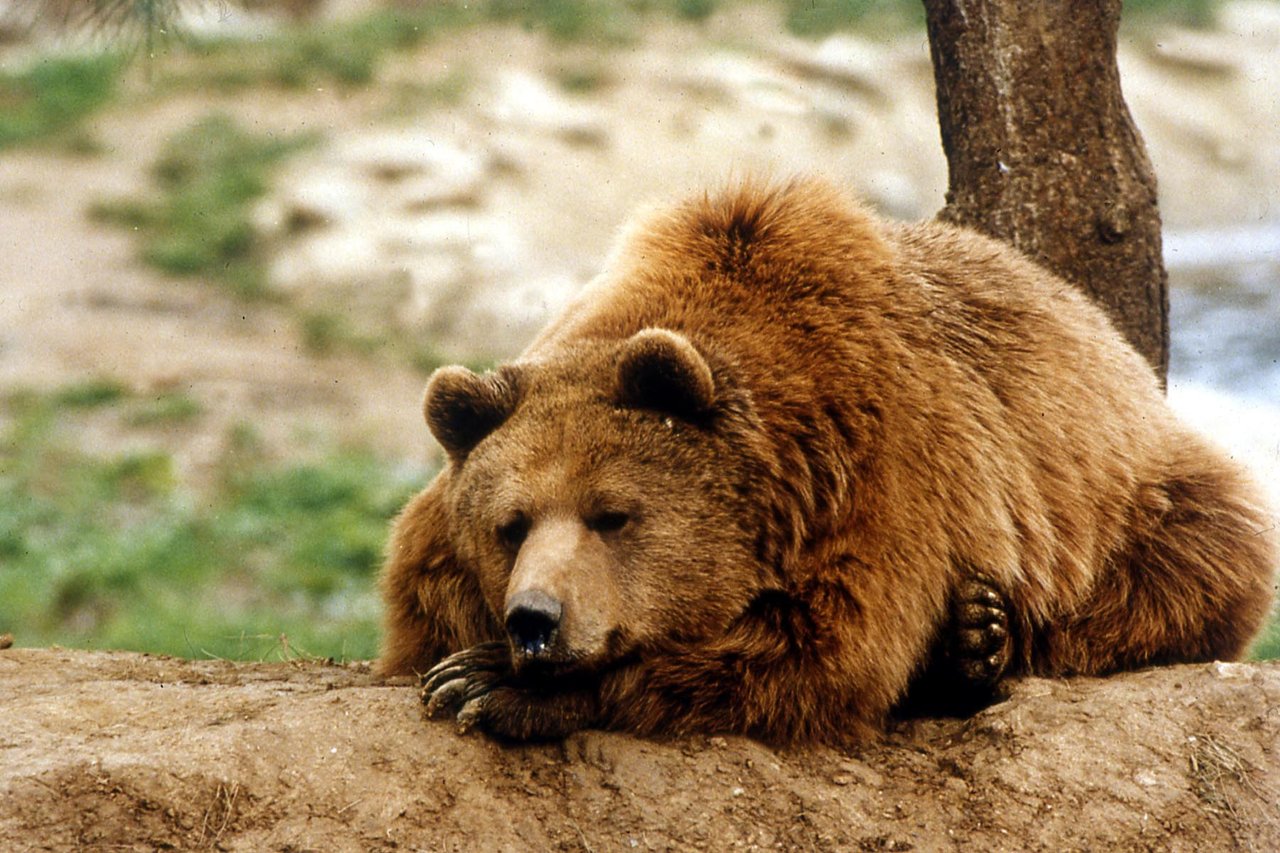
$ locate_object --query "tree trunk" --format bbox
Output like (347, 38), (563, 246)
(922, 0), (1169, 385)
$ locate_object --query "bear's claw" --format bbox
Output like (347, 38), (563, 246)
(420, 641), (509, 722)
(455, 695), (489, 733)
(423, 677), (466, 718)
(950, 574), (1013, 688)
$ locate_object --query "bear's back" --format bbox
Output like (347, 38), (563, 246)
(524, 179), (1201, 620)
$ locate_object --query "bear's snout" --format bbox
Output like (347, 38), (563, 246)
(505, 589), (562, 658)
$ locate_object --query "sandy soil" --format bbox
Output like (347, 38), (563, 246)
(1, 648), (1277, 851)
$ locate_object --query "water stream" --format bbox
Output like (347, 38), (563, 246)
(1165, 225), (1280, 503)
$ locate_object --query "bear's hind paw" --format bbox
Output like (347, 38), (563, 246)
(951, 574), (1013, 688)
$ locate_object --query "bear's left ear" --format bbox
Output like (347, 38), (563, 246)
(616, 328), (716, 419)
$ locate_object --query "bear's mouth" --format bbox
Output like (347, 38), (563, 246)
(507, 631), (635, 682)
(509, 649), (586, 682)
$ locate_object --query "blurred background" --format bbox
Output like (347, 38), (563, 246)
(0, 0), (1276, 662)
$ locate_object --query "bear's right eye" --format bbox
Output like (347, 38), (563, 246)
(586, 511), (630, 535)
(497, 514), (530, 551)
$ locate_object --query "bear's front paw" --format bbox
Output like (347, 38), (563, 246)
(420, 641), (509, 722)
(454, 684), (597, 741)
(951, 574), (1013, 688)
(419, 643), (599, 740)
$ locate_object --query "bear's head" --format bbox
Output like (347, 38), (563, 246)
(424, 328), (771, 676)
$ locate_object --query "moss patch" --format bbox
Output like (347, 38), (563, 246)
(0, 385), (424, 662)
(91, 114), (315, 297)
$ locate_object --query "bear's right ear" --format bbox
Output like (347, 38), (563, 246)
(424, 366), (521, 460)
(616, 328), (716, 419)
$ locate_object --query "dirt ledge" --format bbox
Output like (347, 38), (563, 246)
(1, 649), (1277, 851)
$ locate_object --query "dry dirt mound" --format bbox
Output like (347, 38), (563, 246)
(2, 649), (1277, 851)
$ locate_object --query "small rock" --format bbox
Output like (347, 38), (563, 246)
(1208, 661), (1250, 679)
(688, 53), (812, 117)
(488, 71), (608, 143)
(341, 133), (486, 197)
(1133, 770), (1160, 788)
(444, 272), (580, 358)
(863, 171), (922, 222)
(0, 633), (13, 650)
(274, 170), (370, 233)
(380, 213), (511, 258)
(1221, 1), (1280, 41)
(774, 33), (886, 97)
(837, 759), (884, 788)
(268, 229), (382, 294)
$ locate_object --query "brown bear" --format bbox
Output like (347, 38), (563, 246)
(379, 178), (1278, 744)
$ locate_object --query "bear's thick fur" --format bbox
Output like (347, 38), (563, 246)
(381, 179), (1277, 744)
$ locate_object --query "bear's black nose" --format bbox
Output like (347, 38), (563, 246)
(505, 589), (562, 657)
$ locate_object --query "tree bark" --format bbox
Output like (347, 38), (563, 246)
(922, 0), (1169, 384)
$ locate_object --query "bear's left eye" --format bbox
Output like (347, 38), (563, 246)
(586, 511), (630, 534)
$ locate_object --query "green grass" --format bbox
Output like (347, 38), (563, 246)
(168, 1), (611, 94)
(300, 312), (383, 358)
(176, 5), (476, 91)
(671, 0), (719, 23)
(91, 114), (315, 297)
(0, 386), (425, 662)
(554, 63), (612, 94)
(1123, 0), (1220, 29)
(0, 54), (124, 150)
(378, 70), (473, 119)
(485, 0), (635, 42)
(126, 391), (204, 426)
(781, 0), (923, 37)
(774, 0), (1221, 36)
(90, 115), (460, 371)
(52, 378), (130, 409)
(1252, 613), (1280, 662)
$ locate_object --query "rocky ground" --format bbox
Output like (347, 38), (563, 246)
(2, 648), (1277, 851)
